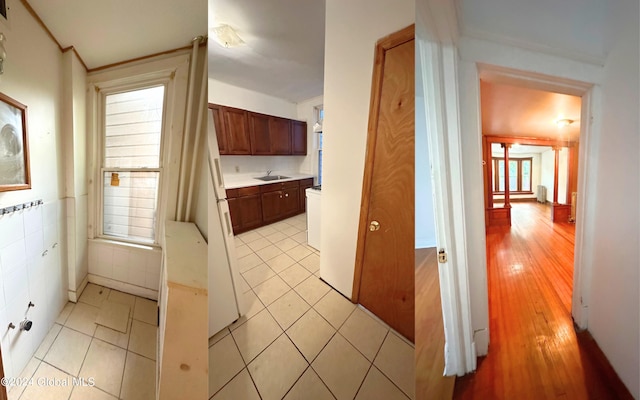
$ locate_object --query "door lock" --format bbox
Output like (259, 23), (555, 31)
(369, 221), (380, 231)
(438, 249), (447, 263)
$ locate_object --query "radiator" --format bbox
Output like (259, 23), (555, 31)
(537, 185), (547, 203)
(570, 192), (577, 222)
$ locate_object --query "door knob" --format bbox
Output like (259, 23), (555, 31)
(369, 221), (380, 231)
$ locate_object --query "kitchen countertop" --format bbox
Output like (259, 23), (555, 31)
(224, 172), (315, 189)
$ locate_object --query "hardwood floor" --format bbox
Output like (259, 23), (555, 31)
(453, 202), (633, 399)
(415, 247), (455, 400)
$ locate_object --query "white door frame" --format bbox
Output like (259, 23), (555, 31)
(417, 1), (477, 375)
(418, 0), (603, 376)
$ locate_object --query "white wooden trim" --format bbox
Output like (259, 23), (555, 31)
(87, 53), (190, 248)
(417, 0), (476, 376)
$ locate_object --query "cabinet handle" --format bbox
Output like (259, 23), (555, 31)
(285, 193), (289, 197)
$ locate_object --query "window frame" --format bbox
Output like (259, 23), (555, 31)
(95, 79), (171, 246)
(492, 157), (533, 194)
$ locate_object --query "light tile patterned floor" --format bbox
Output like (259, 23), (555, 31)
(209, 214), (415, 400)
(9, 284), (157, 400)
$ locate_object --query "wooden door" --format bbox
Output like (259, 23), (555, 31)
(291, 120), (307, 155)
(249, 112), (271, 155)
(240, 194), (263, 230)
(209, 104), (228, 154)
(261, 191), (282, 222)
(353, 25), (415, 342)
(269, 117), (291, 154)
(223, 106), (252, 155)
(281, 187), (299, 217)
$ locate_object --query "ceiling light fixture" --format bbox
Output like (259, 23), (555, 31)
(555, 118), (574, 128)
(213, 24), (244, 48)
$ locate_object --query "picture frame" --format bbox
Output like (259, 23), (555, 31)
(0, 92), (30, 192)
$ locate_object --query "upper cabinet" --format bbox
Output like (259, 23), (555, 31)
(269, 117), (292, 155)
(209, 103), (307, 156)
(291, 120), (307, 155)
(210, 104), (252, 155)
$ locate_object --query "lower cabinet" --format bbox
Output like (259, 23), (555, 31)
(228, 178), (310, 234)
(227, 186), (263, 233)
(298, 178), (313, 212)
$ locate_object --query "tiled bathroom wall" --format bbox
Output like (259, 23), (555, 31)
(0, 200), (67, 379)
(88, 241), (162, 300)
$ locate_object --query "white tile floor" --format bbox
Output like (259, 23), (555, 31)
(8, 284), (158, 400)
(209, 214), (415, 400)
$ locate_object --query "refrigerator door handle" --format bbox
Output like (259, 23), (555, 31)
(223, 209), (233, 236)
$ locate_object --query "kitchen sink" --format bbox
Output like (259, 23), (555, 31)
(255, 175), (290, 181)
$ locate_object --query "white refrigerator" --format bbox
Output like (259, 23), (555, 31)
(208, 111), (245, 337)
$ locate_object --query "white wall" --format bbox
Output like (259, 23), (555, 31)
(587, 0), (639, 396)
(296, 95), (323, 179)
(321, 0), (414, 297)
(193, 139), (208, 240)
(540, 148), (569, 203)
(540, 149), (555, 202)
(0, 1), (68, 379)
(557, 148), (568, 203)
(208, 79), (298, 119)
(416, 91), (436, 248)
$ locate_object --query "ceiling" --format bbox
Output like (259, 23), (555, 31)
(480, 81), (582, 142)
(458, 0), (608, 64)
(27, 0), (207, 70)
(208, 0), (325, 103)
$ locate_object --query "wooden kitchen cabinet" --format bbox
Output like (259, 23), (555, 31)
(291, 120), (307, 155)
(270, 117), (292, 154)
(209, 104), (252, 155)
(282, 187), (300, 217)
(227, 186), (263, 233)
(249, 112), (271, 155)
(228, 178), (312, 234)
(261, 190), (283, 223)
(210, 104), (228, 154)
(299, 178), (314, 212)
(211, 103), (306, 156)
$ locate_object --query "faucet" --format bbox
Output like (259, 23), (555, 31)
(266, 170), (272, 176)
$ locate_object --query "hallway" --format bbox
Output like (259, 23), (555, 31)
(453, 202), (632, 399)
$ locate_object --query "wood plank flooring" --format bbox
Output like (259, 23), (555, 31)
(415, 247), (455, 400)
(453, 202), (633, 399)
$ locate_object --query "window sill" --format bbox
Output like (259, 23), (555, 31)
(90, 237), (161, 251)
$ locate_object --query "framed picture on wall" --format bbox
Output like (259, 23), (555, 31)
(0, 92), (30, 191)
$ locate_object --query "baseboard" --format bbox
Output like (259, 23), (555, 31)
(67, 275), (90, 303)
(474, 328), (489, 357)
(88, 274), (158, 301)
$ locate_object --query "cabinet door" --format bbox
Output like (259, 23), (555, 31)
(261, 191), (282, 223)
(291, 120), (307, 155)
(299, 179), (313, 212)
(223, 107), (252, 155)
(227, 197), (241, 233)
(239, 194), (263, 230)
(270, 117), (291, 155)
(249, 112), (271, 155)
(210, 104), (228, 154)
(282, 187), (299, 217)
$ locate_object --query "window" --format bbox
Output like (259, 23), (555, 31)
(101, 86), (165, 244)
(315, 105), (324, 185)
(492, 157), (532, 193)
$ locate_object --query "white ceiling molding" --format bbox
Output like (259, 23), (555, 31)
(461, 26), (606, 67)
